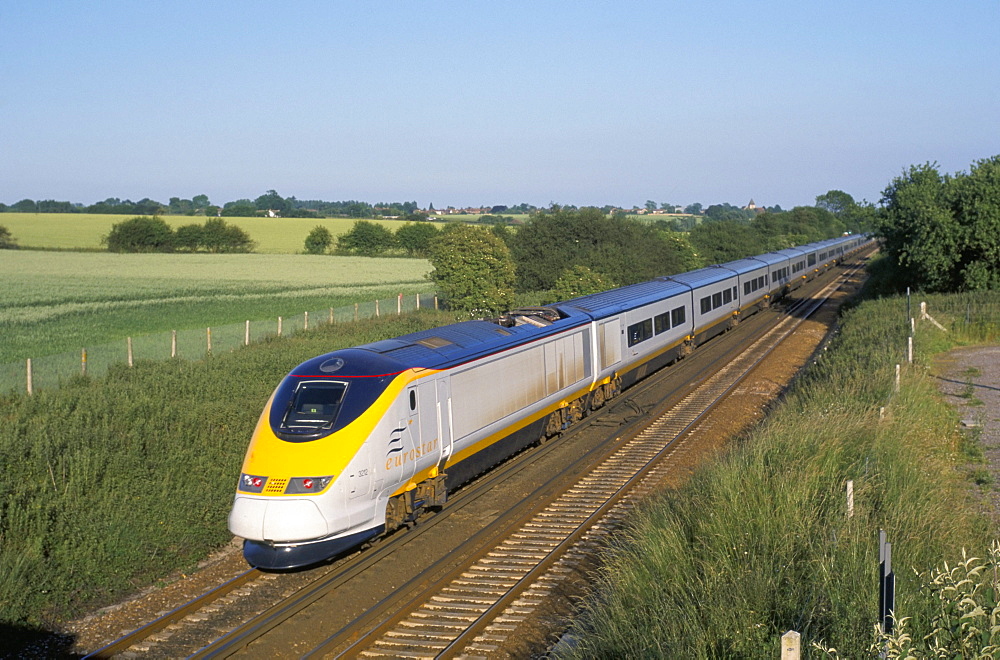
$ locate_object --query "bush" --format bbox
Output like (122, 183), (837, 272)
(174, 223), (205, 252)
(337, 220), (397, 256)
(0, 225), (17, 249)
(103, 216), (175, 253)
(429, 224), (515, 316)
(200, 218), (255, 253)
(303, 226), (333, 254)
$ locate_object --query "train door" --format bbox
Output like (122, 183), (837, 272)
(436, 379), (454, 471)
(598, 317), (622, 373)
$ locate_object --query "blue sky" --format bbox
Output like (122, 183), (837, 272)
(2, 1), (997, 210)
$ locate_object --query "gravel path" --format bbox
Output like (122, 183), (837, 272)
(934, 345), (1000, 516)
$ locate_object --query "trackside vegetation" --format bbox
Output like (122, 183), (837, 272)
(556, 286), (1000, 658)
(0, 310), (456, 649)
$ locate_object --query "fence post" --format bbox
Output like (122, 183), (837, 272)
(172, 330), (177, 358)
(329, 307), (334, 324)
(879, 530), (895, 635)
(207, 327), (212, 354)
(397, 293), (402, 315)
(82, 348), (87, 376)
(354, 303), (359, 321)
(245, 320), (250, 346)
(375, 299), (380, 317)
(278, 316), (283, 337)
(304, 311), (309, 331)
(416, 293), (421, 310)
(846, 480), (854, 518)
(781, 630), (801, 660)
(434, 295), (438, 310)
(907, 336), (913, 364)
(26, 358), (33, 395)
(127, 337), (133, 367)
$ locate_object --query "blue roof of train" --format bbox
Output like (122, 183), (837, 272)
(665, 265), (737, 287)
(718, 257), (771, 275)
(354, 311), (590, 371)
(556, 278), (690, 318)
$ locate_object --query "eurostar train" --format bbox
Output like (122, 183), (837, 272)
(229, 234), (872, 569)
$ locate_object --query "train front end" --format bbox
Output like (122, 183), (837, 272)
(228, 349), (407, 570)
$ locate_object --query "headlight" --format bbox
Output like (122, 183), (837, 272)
(238, 473), (267, 493)
(285, 476), (334, 494)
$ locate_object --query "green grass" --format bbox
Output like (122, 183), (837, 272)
(0, 310), (457, 648)
(0, 213), (446, 254)
(0, 251), (433, 365)
(557, 291), (1000, 658)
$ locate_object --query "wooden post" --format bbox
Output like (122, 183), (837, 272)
(81, 348), (87, 376)
(245, 320), (250, 346)
(907, 336), (913, 364)
(781, 630), (801, 660)
(329, 307), (334, 324)
(354, 303), (359, 321)
(278, 316), (283, 337)
(895, 364), (901, 392)
(397, 293), (402, 315)
(26, 358), (33, 395)
(127, 337), (133, 367)
(207, 327), (212, 354)
(375, 299), (380, 317)
(434, 295), (439, 310)
(847, 480), (854, 518)
(304, 310), (309, 331)
(416, 294), (420, 310)
(171, 330), (177, 358)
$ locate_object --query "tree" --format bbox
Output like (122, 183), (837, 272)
(428, 224), (515, 316)
(395, 222), (439, 257)
(303, 226), (333, 254)
(645, 200), (657, 212)
(689, 220), (767, 264)
(684, 203), (703, 215)
(814, 190), (856, 216)
(337, 220), (396, 256)
(876, 156), (1000, 292)
(191, 194), (210, 211)
(254, 189), (290, 214)
(103, 216), (175, 252)
(549, 265), (616, 302)
(509, 207), (693, 292)
(221, 200), (257, 217)
(11, 199), (37, 213)
(0, 225), (17, 249)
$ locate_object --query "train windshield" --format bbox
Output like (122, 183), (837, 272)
(279, 380), (348, 433)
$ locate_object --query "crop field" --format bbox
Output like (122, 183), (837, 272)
(0, 250), (433, 366)
(0, 213), (446, 254)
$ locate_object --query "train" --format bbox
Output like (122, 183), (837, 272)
(228, 233), (873, 569)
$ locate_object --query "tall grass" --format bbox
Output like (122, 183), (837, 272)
(558, 292), (1000, 658)
(0, 310), (455, 642)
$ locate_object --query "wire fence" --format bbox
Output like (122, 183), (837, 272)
(3, 292), (438, 395)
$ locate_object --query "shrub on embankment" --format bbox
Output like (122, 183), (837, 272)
(558, 291), (1000, 658)
(0, 310), (454, 635)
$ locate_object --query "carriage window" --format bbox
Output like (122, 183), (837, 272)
(627, 319), (653, 346)
(671, 306), (686, 327)
(723, 288), (732, 304)
(409, 389), (416, 411)
(280, 381), (348, 432)
(654, 312), (670, 334)
(712, 292), (723, 308)
(700, 296), (711, 314)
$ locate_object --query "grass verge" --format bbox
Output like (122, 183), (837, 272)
(0, 310), (455, 648)
(557, 290), (1000, 658)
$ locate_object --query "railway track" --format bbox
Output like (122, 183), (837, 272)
(82, 255), (869, 659)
